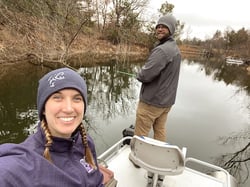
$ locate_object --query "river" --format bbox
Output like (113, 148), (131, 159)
(0, 58), (249, 186)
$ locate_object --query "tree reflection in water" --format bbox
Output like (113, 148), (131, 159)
(191, 57), (250, 186)
(216, 126), (250, 185)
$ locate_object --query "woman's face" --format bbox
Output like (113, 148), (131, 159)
(44, 89), (84, 138)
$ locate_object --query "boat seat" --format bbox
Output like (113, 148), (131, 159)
(129, 135), (186, 176)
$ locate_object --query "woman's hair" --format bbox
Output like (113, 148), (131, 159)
(41, 120), (53, 162)
(78, 123), (97, 169)
(41, 119), (96, 169)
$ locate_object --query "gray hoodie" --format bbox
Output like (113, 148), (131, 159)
(137, 15), (181, 108)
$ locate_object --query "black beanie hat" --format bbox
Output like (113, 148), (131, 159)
(37, 68), (87, 121)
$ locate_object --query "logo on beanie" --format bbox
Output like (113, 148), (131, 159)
(48, 72), (65, 87)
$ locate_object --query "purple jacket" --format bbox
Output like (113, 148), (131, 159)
(0, 125), (104, 187)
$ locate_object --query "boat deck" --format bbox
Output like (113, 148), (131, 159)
(99, 143), (227, 187)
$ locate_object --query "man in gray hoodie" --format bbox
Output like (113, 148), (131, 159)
(134, 14), (181, 142)
(133, 14), (181, 187)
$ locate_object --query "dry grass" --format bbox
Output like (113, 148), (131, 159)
(0, 14), (148, 64)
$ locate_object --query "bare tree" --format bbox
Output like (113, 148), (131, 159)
(0, 0), (91, 64)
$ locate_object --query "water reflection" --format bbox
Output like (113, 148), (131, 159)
(0, 59), (249, 186)
(188, 57), (250, 94)
(0, 63), (39, 143)
(216, 126), (250, 185)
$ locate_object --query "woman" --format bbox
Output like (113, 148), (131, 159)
(0, 68), (104, 186)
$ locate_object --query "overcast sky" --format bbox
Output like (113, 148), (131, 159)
(147, 0), (250, 40)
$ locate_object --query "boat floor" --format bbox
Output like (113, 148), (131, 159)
(103, 145), (225, 187)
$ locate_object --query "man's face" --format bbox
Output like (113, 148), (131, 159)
(156, 24), (170, 40)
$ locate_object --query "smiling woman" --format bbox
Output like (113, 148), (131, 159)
(44, 89), (85, 138)
(0, 68), (104, 187)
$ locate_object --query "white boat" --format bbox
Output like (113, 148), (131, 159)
(226, 56), (244, 65)
(98, 135), (238, 187)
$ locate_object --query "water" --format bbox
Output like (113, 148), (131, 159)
(0, 59), (249, 186)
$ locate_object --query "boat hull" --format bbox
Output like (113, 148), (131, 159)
(98, 137), (238, 187)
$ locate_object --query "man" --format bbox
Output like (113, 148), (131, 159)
(134, 14), (181, 142)
(132, 14), (181, 187)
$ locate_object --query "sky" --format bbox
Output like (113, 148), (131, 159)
(147, 0), (250, 40)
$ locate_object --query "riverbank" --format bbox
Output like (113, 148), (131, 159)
(0, 24), (249, 74)
(0, 22), (228, 65)
(0, 25), (149, 65)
